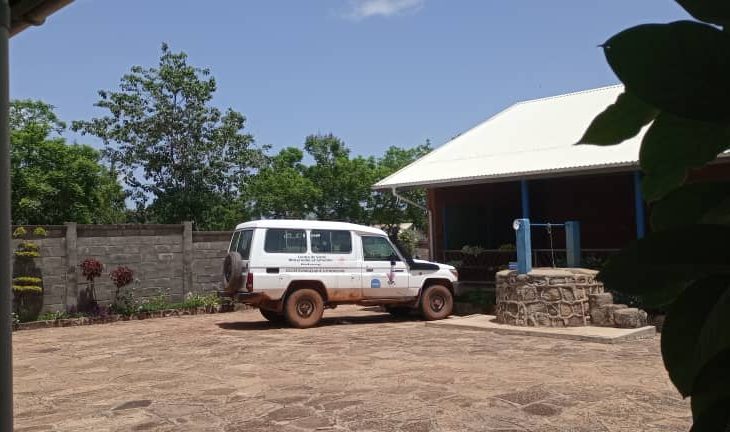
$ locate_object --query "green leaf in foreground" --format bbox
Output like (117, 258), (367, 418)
(603, 21), (730, 122)
(675, 0), (730, 27)
(651, 182), (730, 231)
(598, 225), (730, 306)
(661, 277), (730, 396)
(639, 113), (730, 201)
(577, 91), (657, 146)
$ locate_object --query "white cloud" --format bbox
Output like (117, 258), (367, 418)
(345, 0), (425, 20)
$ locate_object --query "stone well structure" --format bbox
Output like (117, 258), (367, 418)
(496, 268), (604, 327)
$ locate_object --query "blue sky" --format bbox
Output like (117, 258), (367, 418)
(10, 0), (688, 157)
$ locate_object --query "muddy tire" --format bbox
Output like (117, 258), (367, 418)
(420, 284), (453, 321)
(385, 306), (412, 318)
(222, 252), (244, 294)
(259, 308), (285, 323)
(284, 289), (324, 328)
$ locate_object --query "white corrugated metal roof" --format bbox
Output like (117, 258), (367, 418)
(374, 85), (644, 190)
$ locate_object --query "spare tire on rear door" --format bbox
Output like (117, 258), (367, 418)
(222, 251), (244, 295)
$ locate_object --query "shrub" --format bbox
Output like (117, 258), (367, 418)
(12, 285), (42, 294)
(497, 243), (516, 251)
(38, 311), (69, 321)
(177, 292), (220, 309)
(137, 288), (171, 313)
(11, 313), (19, 326)
(397, 229), (418, 256)
(17, 241), (39, 252)
(79, 258), (103, 281)
(461, 245), (486, 256)
(109, 266), (134, 288)
(12, 226), (27, 238)
(14, 251), (40, 258)
(32, 227), (47, 237)
(13, 276), (42, 285)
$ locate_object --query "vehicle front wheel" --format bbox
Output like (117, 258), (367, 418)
(259, 308), (285, 323)
(284, 289), (324, 328)
(420, 284), (453, 321)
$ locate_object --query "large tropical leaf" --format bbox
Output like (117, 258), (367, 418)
(651, 182), (730, 231)
(676, 0), (730, 27)
(603, 21), (730, 122)
(598, 225), (730, 306)
(639, 113), (730, 201)
(577, 91), (657, 146)
(661, 277), (730, 396)
(689, 350), (730, 431)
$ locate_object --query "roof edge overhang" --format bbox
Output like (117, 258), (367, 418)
(9, 0), (72, 36)
(373, 162), (639, 191)
(375, 152), (730, 191)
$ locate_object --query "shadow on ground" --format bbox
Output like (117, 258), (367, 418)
(216, 311), (417, 331)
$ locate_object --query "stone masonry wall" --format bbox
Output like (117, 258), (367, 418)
(192, 232), (231, 293)
(11, 223), (233, 313)
(496, 268), (604, 327)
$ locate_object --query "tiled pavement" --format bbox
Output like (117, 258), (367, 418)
(13, 306), (690, 431)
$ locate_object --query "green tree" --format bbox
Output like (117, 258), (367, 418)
(579, 2), (730, 428)
(303, 134), (376, 222)
(10, 100), (126, 225)
(369, 142), (432, 235)
(248, 147), (320, 218)
(72, 43), (267, 230)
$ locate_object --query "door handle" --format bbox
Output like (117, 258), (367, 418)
(365, 268), (374, 272)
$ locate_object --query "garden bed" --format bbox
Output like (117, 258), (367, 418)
(12, 304), (246, 332)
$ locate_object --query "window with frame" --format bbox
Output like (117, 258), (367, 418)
(264, 229), (307, 253)
(229, 231), (241, 253)
(362, 236), (400, 261)
(236, 230), (254, 259)
(311, 230), (352, 254)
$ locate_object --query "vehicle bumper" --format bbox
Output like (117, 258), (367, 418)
(218, 290), (280, 310)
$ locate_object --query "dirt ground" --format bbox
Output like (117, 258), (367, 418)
(13, 306), (690, 431)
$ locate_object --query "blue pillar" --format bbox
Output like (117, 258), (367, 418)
(520, 179), (530, 219)
(633, 171), (646, 239)
(565, 221), (581, 268)
(514, 218), (532, 274)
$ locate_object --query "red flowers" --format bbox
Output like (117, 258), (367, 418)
(79, 258), (103, 281)
(110, 266), (134, 288)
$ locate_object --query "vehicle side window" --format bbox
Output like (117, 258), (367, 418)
(264, 229), (307, 253)
(362, 236), (400, 261)
(236, 230), (254, 259)
(229, 231), (241, 253)
(311, 230), (352, 253)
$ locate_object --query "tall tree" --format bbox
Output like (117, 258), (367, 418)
(303, 134), (376, 222)
(369, 142), (432, 234)
(578, 2), (730, 428)
(72, 43), (267, 230)
(248, 147), (320, 218)
(10, 100), (126, 225)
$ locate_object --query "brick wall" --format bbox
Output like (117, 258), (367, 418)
(11, 223), (232, 313)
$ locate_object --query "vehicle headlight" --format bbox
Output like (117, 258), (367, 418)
(449, 269), (459, 279)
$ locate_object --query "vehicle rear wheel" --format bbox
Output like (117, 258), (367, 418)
(259, 308), (285, 323)
(284, 289), (324, 328)
(420, 284), (453, 321)
(385, 306), (412, 318)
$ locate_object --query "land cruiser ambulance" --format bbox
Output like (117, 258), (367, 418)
(221, 220), (458, 328)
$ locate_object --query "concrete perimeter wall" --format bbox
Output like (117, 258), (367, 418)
(11, 223), (231, 313)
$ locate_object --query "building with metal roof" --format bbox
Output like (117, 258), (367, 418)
(374, 85), (641, 190)
(374, 85), (730, 282)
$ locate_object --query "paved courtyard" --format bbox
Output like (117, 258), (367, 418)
(13, 306), (690, 431)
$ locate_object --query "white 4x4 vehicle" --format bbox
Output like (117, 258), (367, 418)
(221, 220), (458, 328)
